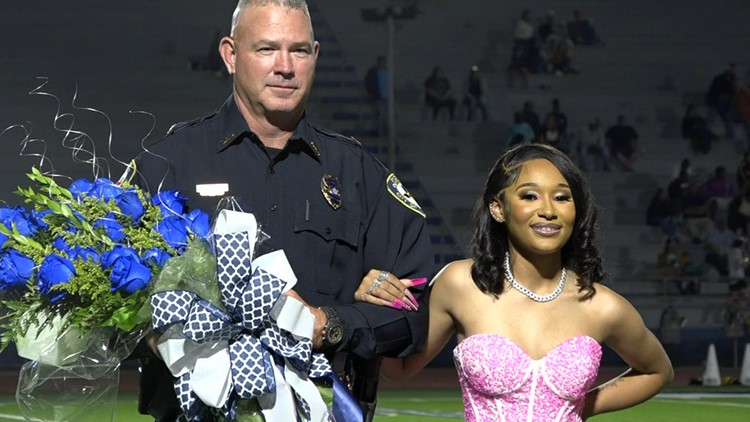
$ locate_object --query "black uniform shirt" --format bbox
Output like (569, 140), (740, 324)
(136, 95), (435, 359)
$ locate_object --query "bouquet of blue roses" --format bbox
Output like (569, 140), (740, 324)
(0, 166), (210, 421)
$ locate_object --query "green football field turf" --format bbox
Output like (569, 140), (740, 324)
(0, 388), (748, 421)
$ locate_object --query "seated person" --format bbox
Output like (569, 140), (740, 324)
(566, 10), (604, 45)
(507, 112), (535, 147)
(681, 104), (717, 154)
(424, 66), (457, 120)
(539, 114), (564, 151)
(577, 118), (612, 172)
(605, 115), (639, 171)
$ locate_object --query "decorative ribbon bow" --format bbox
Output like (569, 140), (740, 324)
(150, 210), (362, 421)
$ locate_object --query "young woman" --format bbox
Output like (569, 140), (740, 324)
(356, 144), (673, 421)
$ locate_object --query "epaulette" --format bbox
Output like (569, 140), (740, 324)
(165, 112), (219, 135)
(310, 123), (362, 148)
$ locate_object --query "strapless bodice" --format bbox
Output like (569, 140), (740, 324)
(453, 334), (601, 422)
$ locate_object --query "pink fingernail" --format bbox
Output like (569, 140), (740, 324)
(391, 299), (404, 309)
(410, 277), (428, 287)
(404, 290), (418, 306)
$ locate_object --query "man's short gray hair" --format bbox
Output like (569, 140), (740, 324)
(230, 0), (311, 35)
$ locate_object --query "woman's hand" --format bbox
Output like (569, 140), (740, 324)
(354, 269), (424, 311)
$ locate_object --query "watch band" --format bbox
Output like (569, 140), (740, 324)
(320, 306), (344, 350)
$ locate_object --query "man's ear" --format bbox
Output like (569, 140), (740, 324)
(219, 36), (236, 75)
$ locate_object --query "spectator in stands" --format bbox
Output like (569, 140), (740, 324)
(704, 165), (737, 219)
(647, 187), (681, 237)
(364, 55), (389, 136)
(462, 65), (488, 121)
(605, 115), (639, 171)
(671, 157), (695, 182)
(735, 79), (750, 146)
(681, 179), (713, 242)
(681, 104), (717, 154)
(706, 63), (738, 139)
(189, 30), (228, 79)
(704, 219), (735, 277)
(577, 118), (612, 172)
(539, 113), (564, 151)
(545, 97), (568, 138)
(519, 100), (541, 138)
(541, 24), (579, 75)
(657, 237), (703, 282)
(668, 169), (691, 204)
(566, 9), (604, 46)
(728, 189), (750, 236)
(508, 43), (529, 88)
(537, 9), (557, 43)
(424, 66), (457, 120)
(512, 9), (538, 73)
(507, 112), (535, 148)
(727, 237), (748, 281)
(736, 152), (750, 192)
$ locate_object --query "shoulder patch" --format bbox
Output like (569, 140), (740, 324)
(386, 173), (425, 218)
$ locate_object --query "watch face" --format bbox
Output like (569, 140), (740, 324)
(328, 325), (344, 344)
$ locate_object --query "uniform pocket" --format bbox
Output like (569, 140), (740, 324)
(294, 202), (361, 294)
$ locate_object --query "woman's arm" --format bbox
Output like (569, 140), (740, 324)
(583, 289), (674, 417)
(354, 262), (462, 381)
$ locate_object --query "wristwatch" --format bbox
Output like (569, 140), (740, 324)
(320, 306), (344, 350)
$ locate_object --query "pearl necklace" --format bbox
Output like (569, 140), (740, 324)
(503, 253), (566, 302)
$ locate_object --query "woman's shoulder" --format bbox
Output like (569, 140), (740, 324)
(432, 259), (474, 290)
(583, 282), (639, 323)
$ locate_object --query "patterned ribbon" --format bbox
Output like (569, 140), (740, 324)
(151, 230), (361, 421)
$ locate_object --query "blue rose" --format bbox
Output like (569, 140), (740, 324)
(142, 248), (171, 268)
(155, 215), (188, 248)
(31, 209), (53, 229)
(69, 179), (94, 200)
(88, 178), (122, 201)
(103, 246), (151, 294)
(102, 245), (140, 268)
(52, 237), (72, 254)
(0, 207), (14, 221)
(4, 207), (37, 237)
(38, 254), (76, 302)
(0, 250), (35, 290)
(186, 209), (210, 238)
(0, 207), (11, 246)
(70, 246), (101, 263)
(153, 191), (187, 217)
(95, 213), (126, 242)
(116, 190), (145, 222)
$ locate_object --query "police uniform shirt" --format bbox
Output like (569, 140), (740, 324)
(136, 95), (435, 359)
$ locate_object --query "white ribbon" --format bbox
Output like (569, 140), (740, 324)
(155, 205), (331, 420)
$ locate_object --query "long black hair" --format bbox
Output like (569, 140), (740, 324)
(469, 144), (604, 298)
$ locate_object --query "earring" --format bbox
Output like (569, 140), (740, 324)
(489, 208), (504, 223)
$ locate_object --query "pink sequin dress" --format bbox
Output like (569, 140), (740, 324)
(453, 334), (602, 422)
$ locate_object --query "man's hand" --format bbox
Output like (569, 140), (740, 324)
(285, 289), (327, 349)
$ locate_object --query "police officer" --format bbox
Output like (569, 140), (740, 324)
(135, 1), (434, 421)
